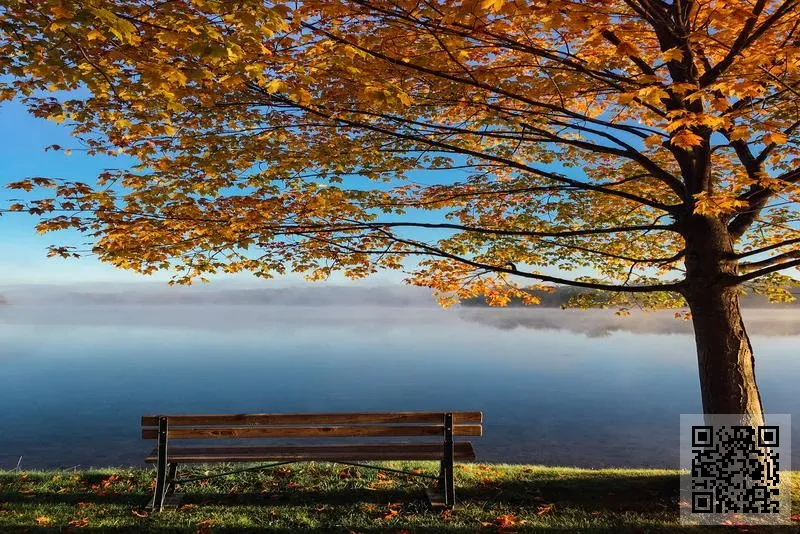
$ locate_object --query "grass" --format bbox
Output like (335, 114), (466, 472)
(0, 462), (798, 532)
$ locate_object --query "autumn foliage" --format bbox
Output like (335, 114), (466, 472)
(2, 0), (800, 416)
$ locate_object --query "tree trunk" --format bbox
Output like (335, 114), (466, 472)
(684, 285), (764, 426)
(683, 216), (764, 427)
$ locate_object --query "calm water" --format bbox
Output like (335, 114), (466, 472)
(1, 304), (799, 469)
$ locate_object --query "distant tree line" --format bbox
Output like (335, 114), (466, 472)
(462, 287), (800, 308)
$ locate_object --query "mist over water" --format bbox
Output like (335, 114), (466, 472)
(1, 286), (799, 470)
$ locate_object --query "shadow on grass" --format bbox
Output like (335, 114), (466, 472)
(2, 473), (680, 510)
(0, 527), (798, 534)
(2, 472), (798, 533)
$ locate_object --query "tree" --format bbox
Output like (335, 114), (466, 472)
(2, 0), (800, 425)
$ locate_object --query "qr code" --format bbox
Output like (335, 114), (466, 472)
(680, 414), (791, 526)
(690, 425), (779, 513)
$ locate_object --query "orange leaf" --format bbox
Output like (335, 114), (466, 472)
(670, 129), (703, 149)
(536, 503), (555, 515)
(495, 514), (526, 528)
(35, 516), (52, 526)
(67, 517), (90, 528)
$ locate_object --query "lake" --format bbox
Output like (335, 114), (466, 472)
(1, 304), (799, 470)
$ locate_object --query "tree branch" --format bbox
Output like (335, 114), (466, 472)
(735, 257), (800, 283)
(732, 237), (800, 259)
(739, 250), (800, 273)
(375, 230), (685, 293)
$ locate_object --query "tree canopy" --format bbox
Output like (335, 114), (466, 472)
(2, 0), (799, 308)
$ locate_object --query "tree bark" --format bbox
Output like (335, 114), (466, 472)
(683, 215), (764, 427)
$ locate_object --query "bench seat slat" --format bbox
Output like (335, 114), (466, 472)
(142, 424), (482, 440)
(141, 411), (482, 427)
(145, 442), (476, 463)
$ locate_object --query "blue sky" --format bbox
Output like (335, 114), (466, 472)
(0, 100), (415, 286)
(0, 98), (577, 288)
(0, 100), (140, 284)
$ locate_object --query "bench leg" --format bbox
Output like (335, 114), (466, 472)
(149, 417), (169, 512)
(442, 413), (455, 508)
(441, 460), (455, 508)
(166, 463), (179, 496)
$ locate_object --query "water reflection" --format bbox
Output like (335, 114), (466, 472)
(0, 304), (798, 470)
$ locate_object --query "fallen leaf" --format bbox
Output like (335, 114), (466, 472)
(131, 509), (149, 518)
(339, 468), (357, 479)
(273, 467), (292, 477)
(35, 516), (52, 526)
(376, 472), (390, 480)
(196, 518), (215, 534)
(67, 517), (89, 528)
(536, 503), (555, 515)
(101, 475), (119, 488)
(495, 514), (526, 528)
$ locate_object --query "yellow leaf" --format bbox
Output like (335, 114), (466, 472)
(397, 91), (412, 107)
(660, 47), (683, 63)
(615, 41), (641, 57)
(293, 88), (312, 106)
(86, 29), (105, 41)
(480, 0), (505, 12)
(163, 125), (178, 135)
(89, 8), (139, 44)
(643, 134), (664, 148)
(729, 126), (750, 141)
(763, 132), (788, 145)
(671, 130), (703, 149)
(35, 516), (52, 526)
(617, 93), (636, 105)
(265, 79), (288, 94)
(637, 86), (669, 106)
(226, 43), (244, 62)
(693, 192), (749, 216)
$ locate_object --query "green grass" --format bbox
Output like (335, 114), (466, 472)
(0, 462), (798, 532)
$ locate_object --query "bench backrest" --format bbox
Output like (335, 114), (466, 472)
(141, 412), (482, 440)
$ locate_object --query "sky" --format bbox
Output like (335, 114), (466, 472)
(0, 99), (410, 286)
(0, 98), (609, 290)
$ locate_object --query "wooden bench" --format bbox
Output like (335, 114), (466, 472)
(142, 411), (482, 511)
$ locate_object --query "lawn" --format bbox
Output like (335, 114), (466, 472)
(0, 462), (798, 532)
